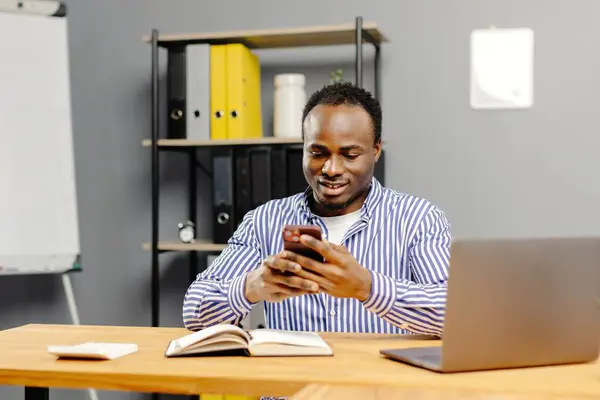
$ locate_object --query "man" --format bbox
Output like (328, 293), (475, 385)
(183, 82), (452, 337)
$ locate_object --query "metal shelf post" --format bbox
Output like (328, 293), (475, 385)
(151, 29), (160, 328)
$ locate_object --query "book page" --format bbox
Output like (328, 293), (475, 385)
(248, 329), (330, 348)
(169, 324), (250, 353)
(186, 333), (248, 350)
(176, 341), (247, 356)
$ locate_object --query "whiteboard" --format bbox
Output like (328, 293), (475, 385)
(0, 1), (80, 275)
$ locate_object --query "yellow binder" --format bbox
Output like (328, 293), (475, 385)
(210, 45), (227, 140)
(225, 43), (263, 139)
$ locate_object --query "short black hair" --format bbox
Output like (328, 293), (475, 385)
(301, 81), (382, 144)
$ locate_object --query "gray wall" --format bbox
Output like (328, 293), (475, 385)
(2, 0), (599, 399)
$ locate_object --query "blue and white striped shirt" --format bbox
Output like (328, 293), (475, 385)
(183, 177), (452, 336)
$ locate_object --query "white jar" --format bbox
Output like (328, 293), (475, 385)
(273, 74), (306, 138)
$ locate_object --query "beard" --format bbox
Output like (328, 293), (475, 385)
(319, 197), (352, 211)
(313, 180), (372, 212)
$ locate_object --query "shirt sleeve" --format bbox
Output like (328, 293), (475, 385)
(182, 210), (262, 331)
(361, 206), (451, 337)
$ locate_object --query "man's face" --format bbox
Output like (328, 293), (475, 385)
(302, 104), (381, 216)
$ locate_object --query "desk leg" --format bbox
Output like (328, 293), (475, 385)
(25, 387), (49, 400)
(61, 274), (100, 400)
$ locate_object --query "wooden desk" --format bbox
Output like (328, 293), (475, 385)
(290, 384), (599, 399)
(0, 324), (599, 399)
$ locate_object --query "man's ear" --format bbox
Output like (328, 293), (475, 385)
(373, 139), (382, 163)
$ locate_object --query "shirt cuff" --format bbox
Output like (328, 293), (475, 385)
(361, 270), (396, 317)
(227, 273), (254, 317)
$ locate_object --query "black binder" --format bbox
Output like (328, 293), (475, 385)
(249, 147), (272, 209)
(211, 148), (236, 244)
(233, 147), (252, 229)
(285, 147), (307, 196)
(167, 48), (186, 139)
(375, 149), (385, 185)
(270, 146), (289, 199)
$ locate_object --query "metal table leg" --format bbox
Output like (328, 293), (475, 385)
(25, 387), (49, 400)
(61, 274), (99, 400)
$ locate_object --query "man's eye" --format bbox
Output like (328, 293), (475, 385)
(345, 154), (360, 160)
(310, 152), (324, 157)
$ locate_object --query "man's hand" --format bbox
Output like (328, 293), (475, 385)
(281, 235), (373, 301)
(244, 251), (320, 303)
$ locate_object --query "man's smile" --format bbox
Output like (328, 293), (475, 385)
(318, 180), (349, 196)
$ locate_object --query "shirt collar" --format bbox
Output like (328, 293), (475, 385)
(297, 176), (384, 221)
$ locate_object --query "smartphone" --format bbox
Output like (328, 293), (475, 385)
(282, 224), (324, 262)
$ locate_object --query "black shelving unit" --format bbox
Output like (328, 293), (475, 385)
(145, 16), (387, 329)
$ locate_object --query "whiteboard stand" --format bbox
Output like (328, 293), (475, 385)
(61, 272), (80, 325)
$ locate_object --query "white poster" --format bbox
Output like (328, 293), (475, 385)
(470, 27), (534, 109)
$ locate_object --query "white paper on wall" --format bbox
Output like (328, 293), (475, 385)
(470, 27), (534, 109)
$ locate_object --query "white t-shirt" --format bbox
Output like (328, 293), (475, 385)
(320, 209), (362, 245)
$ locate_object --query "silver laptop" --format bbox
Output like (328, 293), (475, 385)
(380, 236), (600, 373)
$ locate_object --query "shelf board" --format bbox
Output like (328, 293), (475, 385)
(142, 137), (303, 148)
(142, 22), (388, 49)
(143, 241), (226, 252)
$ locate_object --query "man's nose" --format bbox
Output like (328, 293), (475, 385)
(322, 155), (343, 176)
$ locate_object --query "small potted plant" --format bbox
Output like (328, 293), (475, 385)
(329, 68), (344, 83)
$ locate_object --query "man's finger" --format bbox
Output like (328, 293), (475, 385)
(327, 241), (350, 254)
(294, 268), (335, 291)
(299, 235), (344, 263)
(281, 250), (327, 275)
(264, 255), (301, 274)
(275, 284), (310, 296)
(265, 282), (311, 297)
(281, 250), (339, 288)
(270, 272), (319, 293)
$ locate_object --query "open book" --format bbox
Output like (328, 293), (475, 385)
(165, 324), (333, 357)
